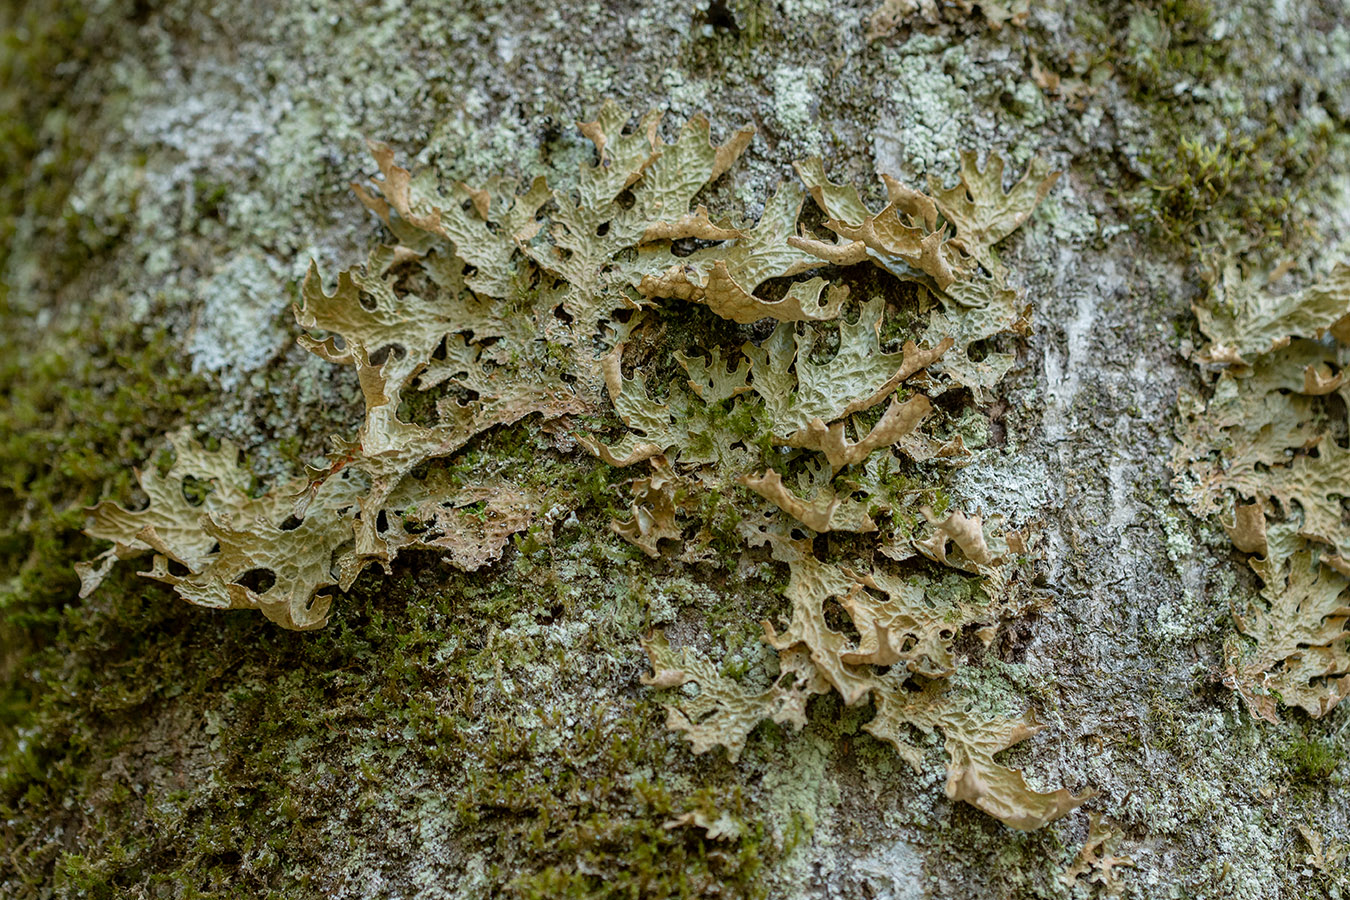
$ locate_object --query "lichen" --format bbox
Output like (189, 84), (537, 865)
(8, 0), (1350, 895)
(1174, 261), (1350, 722)
(77, 103), (1081, 832)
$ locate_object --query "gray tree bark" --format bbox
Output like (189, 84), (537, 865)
(2, 1), (1348, 898)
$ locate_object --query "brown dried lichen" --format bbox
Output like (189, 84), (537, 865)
(1059, 813), (1135, 896)
(81, 106), (1076, 829)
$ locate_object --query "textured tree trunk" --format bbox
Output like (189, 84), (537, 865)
(2, 1), (1349, 898)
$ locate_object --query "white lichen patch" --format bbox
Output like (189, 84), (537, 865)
(852, 839), (926, 900)
(187, 249), (290, 384)
(771, 64), (823, 152)
(872, 41), (975, 178)
(951, 450), (1053, 520)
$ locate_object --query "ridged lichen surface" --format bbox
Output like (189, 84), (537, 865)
(3, 1), (1350, 898)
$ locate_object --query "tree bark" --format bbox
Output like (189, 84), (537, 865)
(2, 1), (1348, 898)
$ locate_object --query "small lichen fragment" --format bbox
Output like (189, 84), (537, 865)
(581, 343), (678, 467)
(80, 428), (364, 629)
(145, 470), (364, 631)
(674, 347), (752, 403)
(785, 394), (932, 470)
(641, 632), (828, 763)
(742, 297), (951, 440)
(634, 182), (823, 322)
(662, 807), (744, 842)
(79, 428), (265, 596)
(1059, 814), (1135, 896)
(865, 679), (1093, 831)
(1297, 823), (1349, 874)
(1192, 262), (1350, 366)
(792, 157), (960, 289)
(1224, 551), (1350, 723)
(837, 569), (964, 676)
(381, 474), (538, 572)
(927, 151), (1060, 269)
(739, 468), (876, 534)
(759, 546), (881, 705)
(611, 456), (691, 558)
(352, 142), (549, 297)
(793, 152), (1051, 400)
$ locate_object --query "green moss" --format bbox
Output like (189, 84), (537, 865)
(1117, 0), (1227, 98)
(0, 6), (218, 806)
(0, 1), (91, 293)
(1139, 125), (1331, 253)
(0, 312), (211, 756)
(0, 189), (219, 893)
(1069, 0), (1343, 271)
(0, 408), (805, 894)
(1276, 734), (1343, 782)
(489, 729), (774, 899)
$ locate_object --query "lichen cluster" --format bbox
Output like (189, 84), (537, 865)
(79, 103), (1086, 829)
(1174, 261), (1350, 722)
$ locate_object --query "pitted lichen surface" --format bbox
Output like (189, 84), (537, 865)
(81, 103), (1084, 830)
(8, 0), (1350, 897)
(1174, 262), (1350, 723)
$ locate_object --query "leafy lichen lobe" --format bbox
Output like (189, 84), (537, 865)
(81, 103), (1077, 831)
